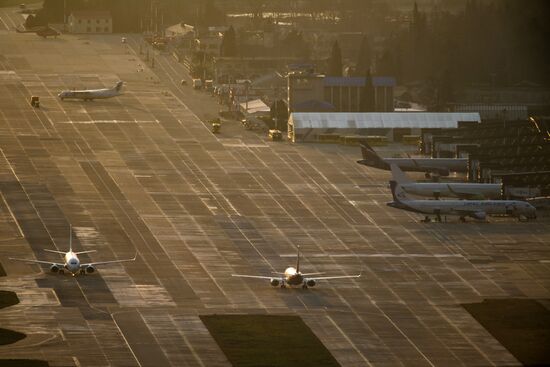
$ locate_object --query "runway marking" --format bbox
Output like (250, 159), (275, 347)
(326, 315), (374, 366)
(56, 119), (159, 124)
(280, 253), (464, 258)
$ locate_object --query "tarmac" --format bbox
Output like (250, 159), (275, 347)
(1, 7), (550, 367)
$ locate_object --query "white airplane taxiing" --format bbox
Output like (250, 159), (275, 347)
(387, 180), (537, 222)
(58, 81), (123, 101)
(232, 246), (361, 289)
(10, 227), (136, 276)
(390, 164), (502, 200)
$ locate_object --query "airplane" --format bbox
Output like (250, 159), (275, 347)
(387, 180), (537, 222)
(390, 164), (502, 200)
(16, 26), (60, 38)
(357, 141), (467, 178)
(10, 226), (136, 276)
(232, 246), (361, 289)
(58, 81), (123, 101)
(36, 26), (60, 38)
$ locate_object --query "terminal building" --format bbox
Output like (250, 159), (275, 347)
(68, 11), (112, 34)
(428, 117), (550, 197)
(288, 74), (396, 114)
(287, 112), (481, 143)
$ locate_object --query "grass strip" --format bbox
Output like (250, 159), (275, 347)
(201, 314), (340, 367)
(462, 299), (550, 366)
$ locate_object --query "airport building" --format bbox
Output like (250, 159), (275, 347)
(287, 112), (481, 143)
(68, 11), (112, 34)
(288, 74), (396, 114)
(427, 117), (550, 197)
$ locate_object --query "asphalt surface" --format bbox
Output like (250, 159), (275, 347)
(1, 7), (550, 367)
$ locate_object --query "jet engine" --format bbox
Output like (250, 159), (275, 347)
(270, 278), (280, 287)
(85, 265), (95, 274)
(50, 265), (60, 273)
(470, 211), (486, 220)
(306, 279), (316, 287)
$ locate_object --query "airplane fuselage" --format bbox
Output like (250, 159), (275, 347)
(388, 198), (536, 219)
(63, 252), (81, 274)
(283, 267), (304, 286)
(400, 182), (502, 199)
(58, 89), (120, 100)
(357, 157), (468, 176)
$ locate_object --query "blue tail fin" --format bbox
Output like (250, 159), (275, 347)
(114, 81), (123, 92)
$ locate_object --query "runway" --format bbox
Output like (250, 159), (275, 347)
(0, 15), (549, 367)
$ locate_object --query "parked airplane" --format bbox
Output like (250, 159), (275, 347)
(10, 227), (136, 276)
(357, 142), (467, 177)
(390, 164), (502, 199)
(36, 26), (60, 38)
(232, 246), (361, 289)
(58, 81), (123, 101)
(387, 180), (536, 222)
(16, 26), (60, 38)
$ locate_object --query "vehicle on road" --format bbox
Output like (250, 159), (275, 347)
(192, 79), (202, 89)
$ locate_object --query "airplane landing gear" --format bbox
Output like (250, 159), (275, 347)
(280, 282), (286, 289)
(421, 216), (431, 223)
(302, 284), (308, 289)
(459, 216), (466, 223)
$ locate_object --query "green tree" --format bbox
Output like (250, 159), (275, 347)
(327, 40), (342, 77)
(220, 25), (237, 57)
(355, 36), (371, 76)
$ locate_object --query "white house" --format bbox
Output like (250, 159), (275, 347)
(68, 11), (112, 34)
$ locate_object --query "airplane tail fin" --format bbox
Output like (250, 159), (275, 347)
(296, 245), (300, 273)
(357, 141), (386, 166)
(390, 164), (413, 184)
(114, 81), (123, 92)
(389, 180), (409, 203)
(69, 225), (73, 253)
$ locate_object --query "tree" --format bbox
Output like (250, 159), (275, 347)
(280, 30), (310, 59)
(355, 36), (372, 76)
(327, 40), (342, 77)
(360, 68), (375, 112)
(220, 25), (237, 57)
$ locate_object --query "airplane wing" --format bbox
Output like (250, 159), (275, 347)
(9, 257), (64, 267)
(232, 274), (281, 280)
(80, 255), (136, 267)
(305, 274), (361, 281)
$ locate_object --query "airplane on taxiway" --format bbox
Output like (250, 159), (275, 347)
(10, 226), (136, 276)
(232, 246), (361, 289)
(357, 141), (467, 178)
(390, 164), (502, 200)
(58, 81), (123, 101)
(387, 180), (536, 222)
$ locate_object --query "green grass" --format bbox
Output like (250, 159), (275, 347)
(0, 291), (19, 309)
(462, 299), (550, 366)
(0, 328), (25, 345)
(0, 361), (49, 367)
(0, 0), (42, 8)
(201, 314), (340, 367)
